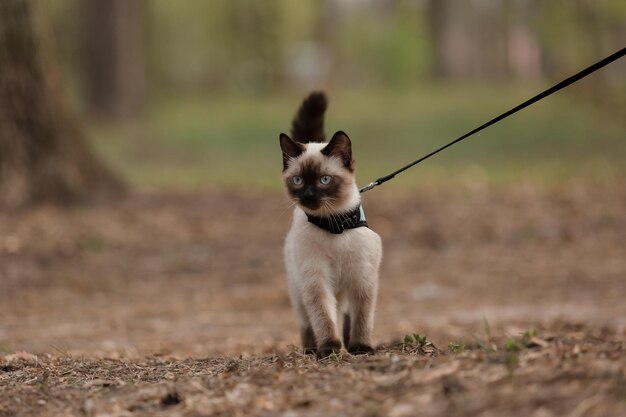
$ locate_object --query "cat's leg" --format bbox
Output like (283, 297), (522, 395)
(342, 312), (351, 348)
(301, 276), (342, 359)
(335, 293), (350, 349)
(288, 277), (317, 354)
(293, 297), (317, 354)
(346, 270), (378, 355)
(300, 326), (317, 355)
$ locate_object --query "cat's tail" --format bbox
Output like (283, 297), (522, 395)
(291, 91), (327, 143)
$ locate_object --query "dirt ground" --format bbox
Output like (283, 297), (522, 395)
(1, 180), (625, 417)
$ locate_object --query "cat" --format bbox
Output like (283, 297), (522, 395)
(279, 91), (382, 359)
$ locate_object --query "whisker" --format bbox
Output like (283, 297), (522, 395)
(325, 199), (350, 226)
(325, 200), (344, 231)
(270, 200), (298, 228)
(322, 201), (340, 231)
(321, 200), (335, 226)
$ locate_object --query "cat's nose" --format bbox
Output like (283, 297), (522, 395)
(302, 187), (315, 198)
(299, 187), (321, 209)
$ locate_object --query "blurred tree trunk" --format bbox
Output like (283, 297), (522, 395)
(570, 1), (623, 112)
(313, 0), (338, 84)
(225, 0), (283, 91)
(426, 0), (478, 78)
(428, 0), (533, 79)
(82, 0), (145, 118)
(507, 0), (541, 79)
(427, 0), (447, 78)
(0, 0), (123, 208)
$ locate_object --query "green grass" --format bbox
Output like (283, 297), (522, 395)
(88, 85), (626, 191)
(448, 341), (466, 354)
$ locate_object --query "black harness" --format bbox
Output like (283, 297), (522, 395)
(306, 204), (369, 234)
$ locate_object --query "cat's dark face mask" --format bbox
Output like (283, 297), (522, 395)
(295, 186), (322, 210)
(287, 158), (343, 211)
(280, 131), (354, 212)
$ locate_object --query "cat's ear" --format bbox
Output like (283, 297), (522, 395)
(321, 131), (353, 171)
(279, 133), (304, 170)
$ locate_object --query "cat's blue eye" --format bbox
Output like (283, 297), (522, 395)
(292, 176), (303, 185)
(320, 175), (332, 185)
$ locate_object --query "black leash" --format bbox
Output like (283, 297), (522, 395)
(359, 47), (625, 194)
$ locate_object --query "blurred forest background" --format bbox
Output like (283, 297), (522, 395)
(1, 0), (625, 205)
(2, 3), (626, 415)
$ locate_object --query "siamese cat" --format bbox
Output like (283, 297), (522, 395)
(279, 92), (382, 359)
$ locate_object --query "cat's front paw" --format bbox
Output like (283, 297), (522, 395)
(348, 343), (375, 355)
(316, 340), (342, 359)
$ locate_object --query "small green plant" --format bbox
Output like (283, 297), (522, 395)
(505, 351), (519, 376)
(506, 327), (539, 352)
(464, 317), (497, 354)
(505, 338), (522, 352)
(413, 333), (427, 347)
(520, 327), (537, 346)
(400, 333), (439, 353)
(469, 332), (496, 353)
(448, 341), (465, 353)
(37, 369), (50, 393)
(328, 351), (341, 362)
(403, 333), (427, 347)
(483, 317), (493, 344)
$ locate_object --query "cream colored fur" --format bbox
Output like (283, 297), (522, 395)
(283, 143), (382, 355)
